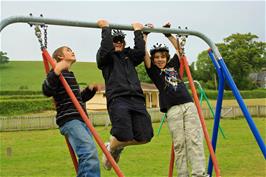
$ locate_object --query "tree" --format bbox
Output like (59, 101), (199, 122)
(136, 63), (152, 83)
(194, 33), (266, 90)
(0, 51), (10, 64)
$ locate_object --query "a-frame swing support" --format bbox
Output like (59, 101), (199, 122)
(1, 16), (265, 176)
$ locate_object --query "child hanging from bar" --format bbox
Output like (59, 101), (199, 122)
(96, 19), (154, 171)
(42, 46), (101, 177)
(143, 23), (209, 177)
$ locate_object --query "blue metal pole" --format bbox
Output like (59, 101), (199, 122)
(207, 50), (225, 176)
(218, 58), (266, 158)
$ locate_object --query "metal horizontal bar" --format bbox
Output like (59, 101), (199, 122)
(0, 15), (222, 59)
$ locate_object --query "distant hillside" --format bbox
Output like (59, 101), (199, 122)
(0, 61), (104, 91)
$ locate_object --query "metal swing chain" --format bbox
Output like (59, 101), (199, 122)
(29, 14), (48, 49)
(43, 25), (48, 49)
(177, 26), (188, 56)
(34, 25), (44, 49)
(179, 36), (187, 56)
(33, 24), (48, 49)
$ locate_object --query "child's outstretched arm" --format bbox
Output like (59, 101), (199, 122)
(163, 22), (181, 59)
(42, 60), (71, 97)
(81, 84), (102, 102)
(143, 23), (153, 69)
(96, 19), (113, 69)
(130, 22), (145, 66)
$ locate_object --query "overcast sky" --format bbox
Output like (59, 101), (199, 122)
(1, 0), (265, 64)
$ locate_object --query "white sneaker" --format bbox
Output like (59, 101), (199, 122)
(102, 142), (112, 170)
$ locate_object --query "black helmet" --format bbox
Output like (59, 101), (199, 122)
(112, 29), (126, 38)
(150, 43), (169, 56)
(112, 29), (126, 43)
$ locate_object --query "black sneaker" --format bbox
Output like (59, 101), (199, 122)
(111, 147), (124, 163)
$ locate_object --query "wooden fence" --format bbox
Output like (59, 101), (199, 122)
(0, 106), (265, 131)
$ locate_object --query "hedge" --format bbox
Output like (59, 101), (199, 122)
(0, 90), (43, 96)
(1, 89), (265, 98)
(0, 99), (54, 116)
(201, 89), (266, 99)
(0, 95), (46, 100)
(0, 89), (265, 116)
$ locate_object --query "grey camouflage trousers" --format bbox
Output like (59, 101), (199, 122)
(166, 102), (208, 177)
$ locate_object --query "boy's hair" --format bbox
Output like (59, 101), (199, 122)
(150, 43), (170, 62)
(150, 51), (170, 62)
(52, 46), (67, 62)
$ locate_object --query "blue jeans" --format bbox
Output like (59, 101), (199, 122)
(60, 119), (100, 177)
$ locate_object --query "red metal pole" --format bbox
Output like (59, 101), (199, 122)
(42, 53), (78, 173)
(179, 57), (184, 79)
(65, 137), (79, 173)
(181, 55), (221, 177)
(42, 49), (125, 177)
(168, 57), (185, 177)
(168, 144), (175, 177)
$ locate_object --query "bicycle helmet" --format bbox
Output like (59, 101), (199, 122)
(150, 43), (169, 56)
(112, 29), (126, 43)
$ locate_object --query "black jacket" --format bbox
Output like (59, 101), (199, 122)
(96, 27), (145, 103)
(146, 55), (193, 113)
(42, 70), (96, 127)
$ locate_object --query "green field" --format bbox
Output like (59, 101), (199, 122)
(1, 119), (265, 177)
(1, 61), (265, 116)
(0, 61), (104, 91)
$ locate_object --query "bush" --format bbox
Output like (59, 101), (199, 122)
(203, 89), (266, 100)
(0, 99), (54, 116)
(0, 89), (265, 116)
(1, 95), (46, 100)
(0, 90), (43, 96)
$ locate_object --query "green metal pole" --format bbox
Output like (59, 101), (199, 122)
(187, 81), (226, 139)
(201, 90), (226, 139)
(157, 113), (166, 136)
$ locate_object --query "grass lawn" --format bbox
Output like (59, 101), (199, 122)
(0, 61), (103, 91)
(1, 119), (265, 177)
